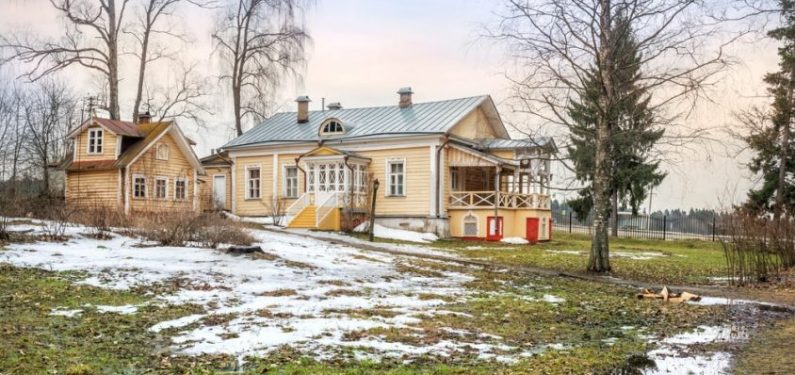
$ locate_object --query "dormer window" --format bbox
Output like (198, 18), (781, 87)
(87, 128), (103, 154)
(320, 119), (345, 136)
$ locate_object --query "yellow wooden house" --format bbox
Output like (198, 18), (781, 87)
(207, 88), (556, 241)
(64, 113), (205, 214)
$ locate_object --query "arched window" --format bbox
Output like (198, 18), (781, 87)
(319, 118), (345, 136)
(463, 214), (478, 237)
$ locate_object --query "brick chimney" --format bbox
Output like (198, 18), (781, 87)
(398, 87), (413, 108)
(296, 95), (311, 123)
(138, 111), (151, 124)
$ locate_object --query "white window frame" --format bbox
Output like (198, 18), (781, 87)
(308, 164), (315, 192)
(154, 176), (169, 200)
(245, 165), (261, 200)
(451, 167), (460, 191)
(463, 214), (478, 237)
(319, 119), (345, 136)
(155, 143), (169, 161)
(174, 177), (187, 200)
(385, 158), (406, 197)
(133, 175), (147, 199)
(87, 128), (104, 154)
(283, 165), (299, 198)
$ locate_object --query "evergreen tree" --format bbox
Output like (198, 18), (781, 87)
(566, 16), (666, 225)
(745, 0), (795, 219)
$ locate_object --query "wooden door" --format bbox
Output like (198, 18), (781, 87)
(212, 175), (226, 210)
(526, 218), (539, 244)
(486, 216), (503, 241)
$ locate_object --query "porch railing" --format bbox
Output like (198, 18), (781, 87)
(316, 193), (339, 227)
(449, 191), (551, 210)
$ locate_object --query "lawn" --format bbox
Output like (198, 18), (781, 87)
(0, 220), (749, 374)
(428, 232), (728, 285)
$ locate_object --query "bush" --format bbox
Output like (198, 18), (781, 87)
(72, 202), (128, 239)
(721, 211), (795, 285)
(135, 211), (254, 248)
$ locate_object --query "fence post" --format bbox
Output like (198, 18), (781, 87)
(712, 215), (716, 242)
(663, 215), (667, 240)
(569, 211), (572, 233)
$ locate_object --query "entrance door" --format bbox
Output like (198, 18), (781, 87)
(213, 175), (226, 210)
(486, 216), (503, 241)
(526, 218), (539, 243)
(312, 162), (345, 204)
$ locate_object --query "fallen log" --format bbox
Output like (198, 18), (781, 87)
(225, 245), (263, 255)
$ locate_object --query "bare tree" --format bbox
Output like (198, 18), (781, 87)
(126, 0), (217, 122)
(1, 0), (130, 120)
(145, 62), (212, 126)
(212, 0), (312, 136)
(490, 0), (749, 272)
(22, 80), (78, 196)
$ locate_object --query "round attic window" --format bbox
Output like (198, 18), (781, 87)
(320, 118), (345, 136)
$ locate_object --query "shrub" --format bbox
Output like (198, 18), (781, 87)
(135, 211), (254, 248)
(72, 202), (128, 239)
(720, 211), (795, 285)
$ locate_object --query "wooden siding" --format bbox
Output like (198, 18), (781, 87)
(233, 154), (274, 216)
(447, 147), (498, 167)
(357, 146), (431, 217)
(73, 126), (120, 161)
(65, 169), (121, 209)
(127, 132), (196, 213)
(276, 153), (304, 204)
(449, 108), (497, 139)
(202, 166), (231, 211)
(448, 208), (550, 239)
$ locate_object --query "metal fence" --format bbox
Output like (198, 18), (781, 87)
(552, 209), (727, 241)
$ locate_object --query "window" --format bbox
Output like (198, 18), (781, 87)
(464, 215), (478, 237)
(328, 163), (337, 191)
(318, 165), (326, 192)
(246, 167), (261, 199)
(308, 165), (315, 192)
(133, 176), (147, 198)
(319, 119), (344, 135)
(387, 160), (405, 196)
(87, 128), (103, 154)
(355, 165), (366, 193)
(284, 166), (298, 198)
(337, 162), (345, 191)
(451, 168), (460, 191)
(175, 178), (187, 200)
(155, 177), (168, 199)
(156, 144), (169, 160)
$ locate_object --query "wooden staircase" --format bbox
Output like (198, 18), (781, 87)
(288, 205), (317, 228)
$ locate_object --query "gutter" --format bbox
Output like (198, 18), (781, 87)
(435, 135), (451, 218)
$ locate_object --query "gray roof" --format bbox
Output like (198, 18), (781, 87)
(224, 95), (492, 148)
(480, 137), (555, 149)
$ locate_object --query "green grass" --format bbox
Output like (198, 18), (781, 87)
(423, 232), (728, 285)
(733, 316), (795, 374)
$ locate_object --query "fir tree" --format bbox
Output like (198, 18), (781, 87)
(566, 16), (665, 226)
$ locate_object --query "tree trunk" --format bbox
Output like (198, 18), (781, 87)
(611, 191), (618, 237)
(233, 81), (243, 136)
(775, 66), (794, 223)
(132, 30), (150, 123)
(106, 0), (121, 120)
(588, 0), (613, 273)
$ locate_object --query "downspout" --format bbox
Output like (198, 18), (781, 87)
(435, 135), (450, 218)
(295, 156), (307, 194)
(343, 155), (355, 209)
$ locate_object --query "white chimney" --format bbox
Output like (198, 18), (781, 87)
(327, 102), (342, 110)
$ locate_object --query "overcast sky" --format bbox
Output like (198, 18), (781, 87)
(0, 0), (780, 211)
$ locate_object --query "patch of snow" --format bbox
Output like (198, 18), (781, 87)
(289, 228), (456, 259)
(644, 325), (745, 375)
(611, 251), (666, 260)
(500, 237), (529, 245)
(542, 294), (565, 304)
(50, 308), (82, 317)
(95, 304), (140, 314)
(545, 250), (583, 256)
(353, 223), (438, 243)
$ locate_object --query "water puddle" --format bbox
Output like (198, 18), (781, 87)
(641, 325), (745, 375)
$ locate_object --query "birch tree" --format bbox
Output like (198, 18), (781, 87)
(1, 0), (131, 120)
(491, 0), (745, 272)
(212, 0), (311, 136)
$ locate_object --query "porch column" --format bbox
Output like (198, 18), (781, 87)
(494, 165), (501, 216)
(513, 168), (520, 193)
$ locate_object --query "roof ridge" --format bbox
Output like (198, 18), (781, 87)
(273, 95), (490, 114)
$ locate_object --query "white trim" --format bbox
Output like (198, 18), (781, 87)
(115, 135), (122, 158)
(231, 156), (237, 214)
(155, 143), (169, 161)
(272, 153), (279, 199)
(132, 174), (147, 199)
(174, 177), (188, 201)
(282, 164), (299, 198)
(192, 170), (198, 211)
(244, 164), (262, 200)
(126, 125), (172, 166)
(384, 158), (406, 197)
(124, 167), (130, 214)
(429, 145), (437, 216)
(117, 169), (123, 206)
(227, 135), (444, 157)
(318, 118), (346, 136)
(87, 128), (104, 155)
(154, 176), (169, 200)
(439, 147), (447, 217)
(66, 118), (120, 139)
(212, 173), (227, 210)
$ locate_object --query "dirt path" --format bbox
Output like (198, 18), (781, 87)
(263, 226), (795, 309)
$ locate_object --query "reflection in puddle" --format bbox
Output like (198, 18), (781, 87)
(643, 325), (746, 375)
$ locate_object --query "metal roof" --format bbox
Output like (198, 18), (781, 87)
(224, 95), (491, 148)
(480, 137), (554, 149)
